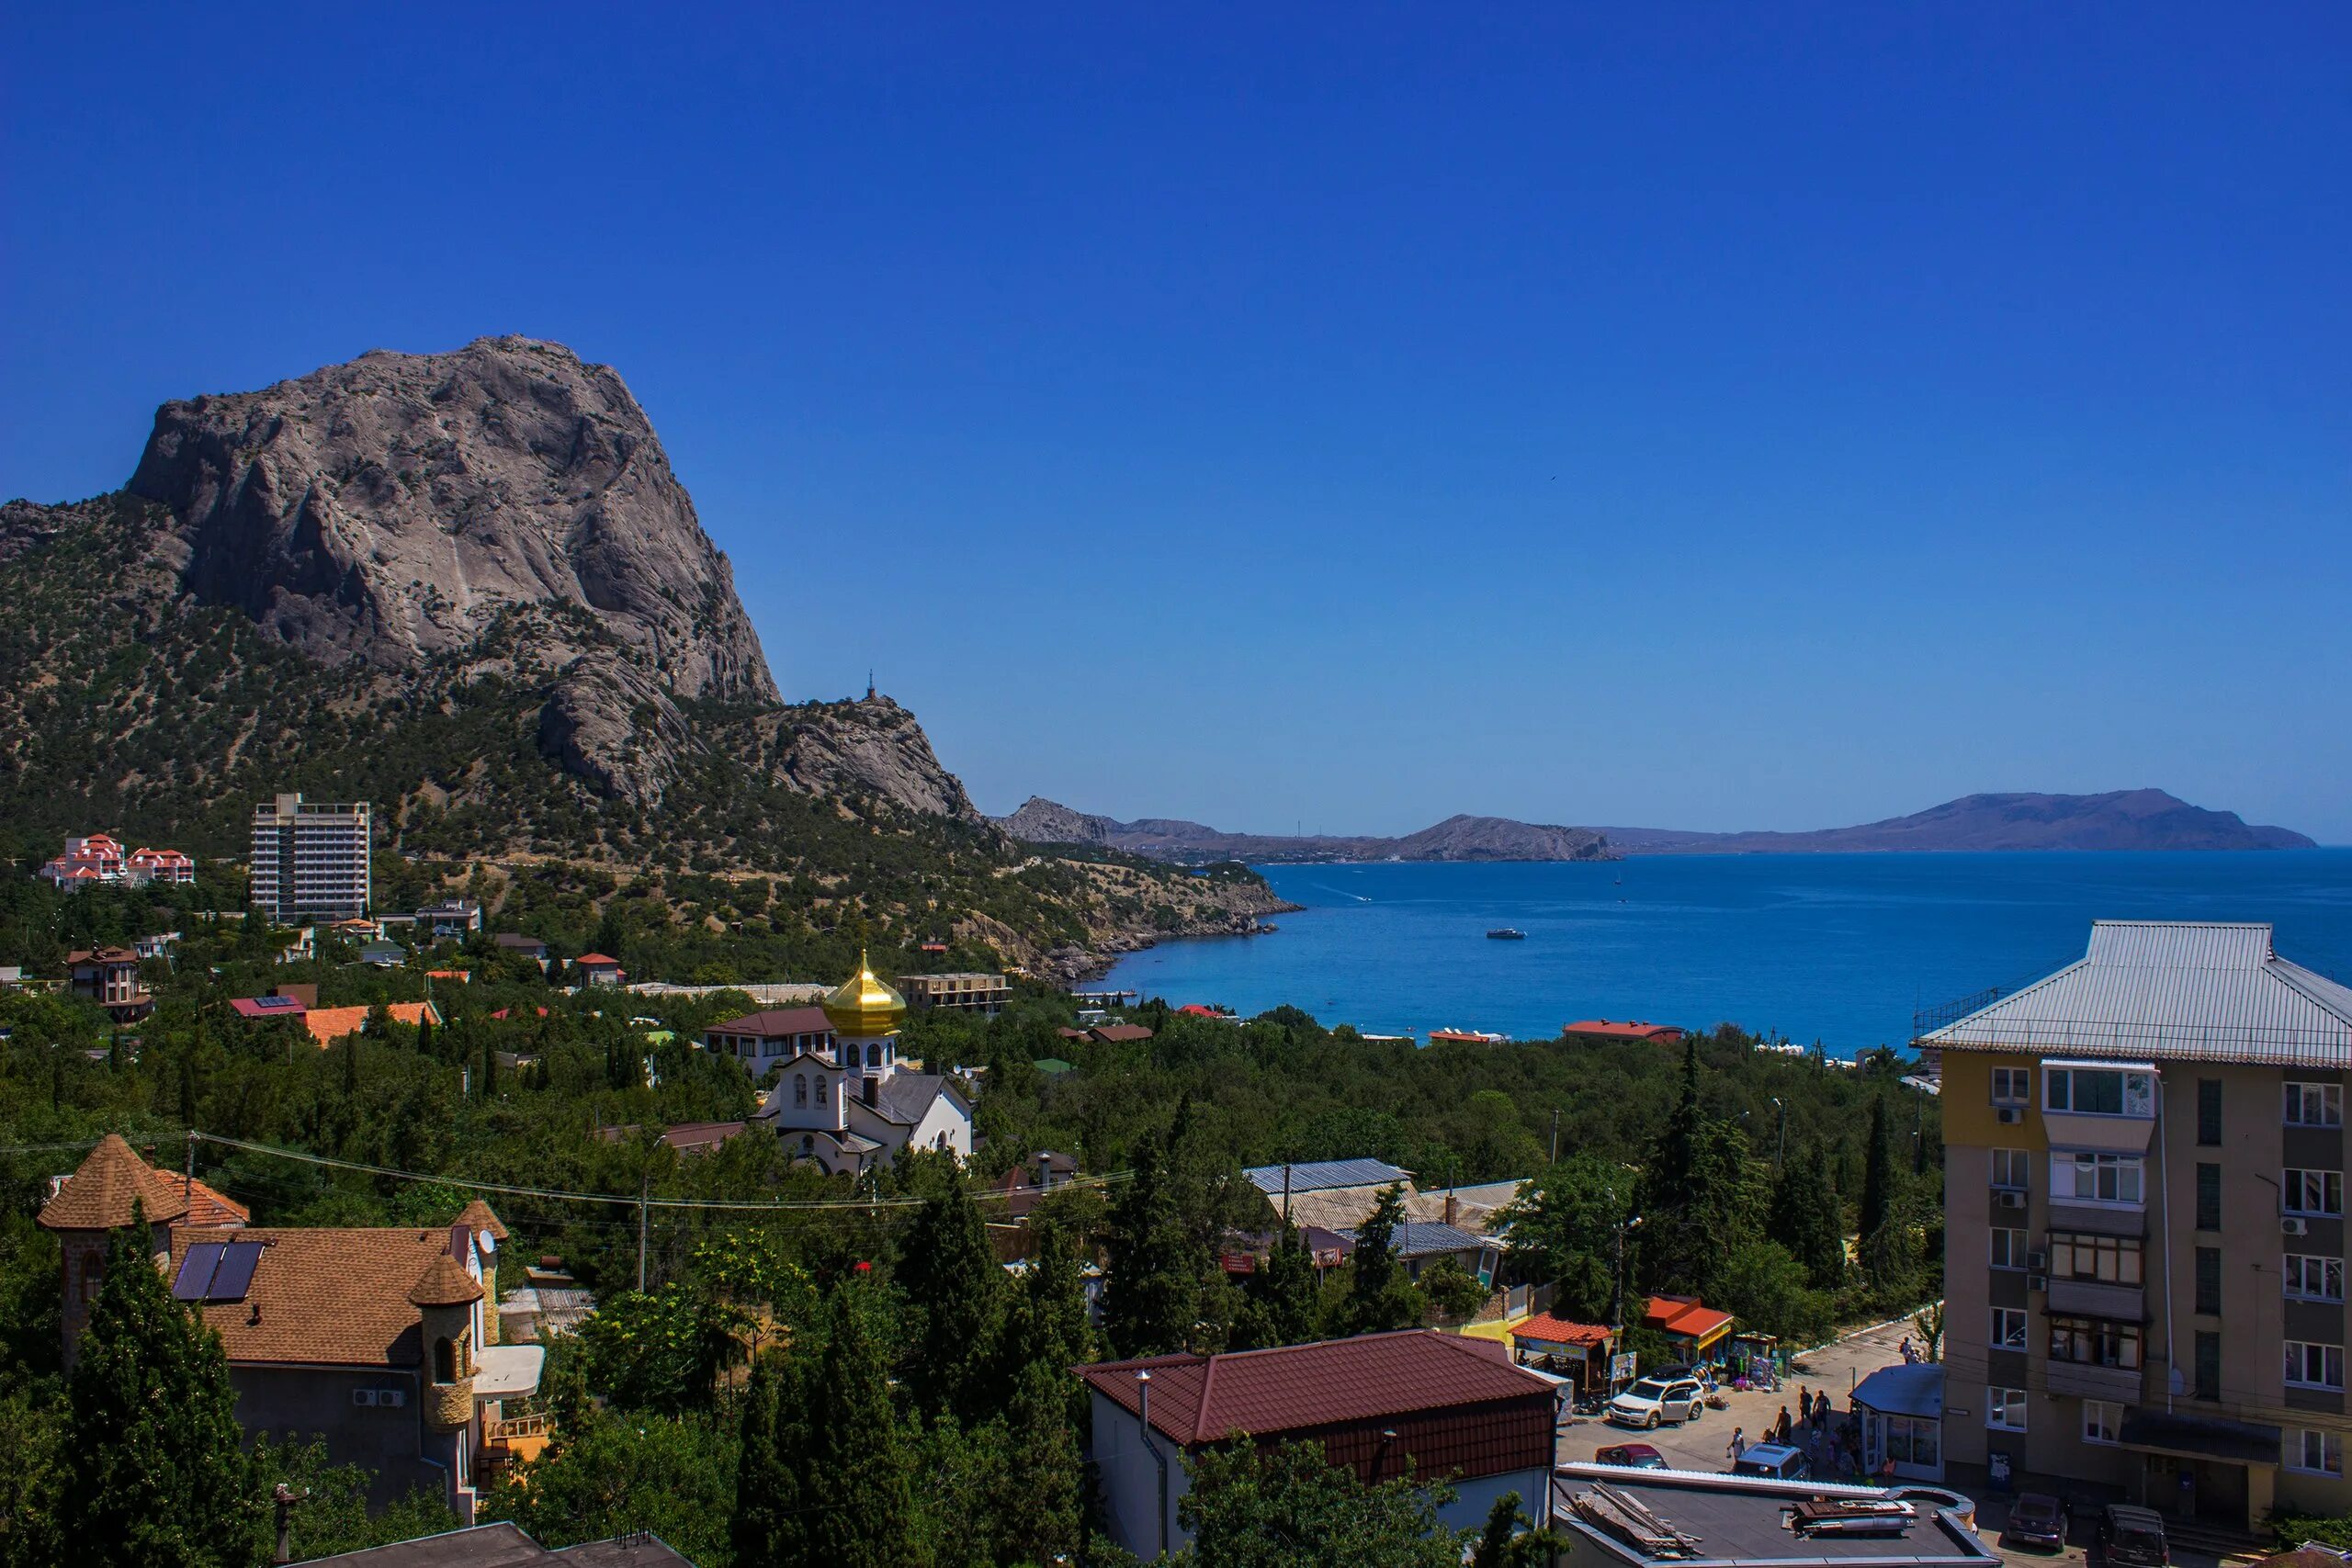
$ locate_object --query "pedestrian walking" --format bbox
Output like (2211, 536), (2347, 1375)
(1726, 1427), (1747, 1465)
(1774, 1404), (1792, 1443)
(1796, 1384), (1810, 1430)
(1815, 1389), (1832, 1429)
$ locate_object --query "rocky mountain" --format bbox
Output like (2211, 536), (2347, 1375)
(1003, 788), (2312, 863)
(0, 338), (1272, 978)
(997, 799), (1616, 863)
(1602, 790), (2316, 853)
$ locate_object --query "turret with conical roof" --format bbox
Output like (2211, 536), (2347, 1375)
(39, 1134), (189, 1366)
(412, 1233), (482, 1430)
(453, 1199), (507, 1343)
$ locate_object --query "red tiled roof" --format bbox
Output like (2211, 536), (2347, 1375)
(575, 953), (621, 966)
(157, 1168), (250, 1227)
(1090, 1023), (1154, 1043)
(303, 1000), (442, 1047)
(1510, 1313), (1615, 1348)
(1563, 1020), (1685, 1041)
(1644, 1295), (1735, 1341)
(708, 1008), (834, 1037)
(1078, 1332), (1554, 1485)
(1177, 1004), (1221, 1017)
(1078, 1329), (1552, 1446)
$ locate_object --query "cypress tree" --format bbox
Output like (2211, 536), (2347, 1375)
(896, 1177), (1001, 1422)
(1858, 1095), (1897, 1247)
(414, 1013), (435, 1061)
(62, 1212), (252, 1568)
(1641, 1040), (1753, 1297)
(1768, 1143), (1846, 1292)
(998, 1357), (1082, 1564)
(1101, 1134), (1203, 1358)
(729, 1350), (808, 1568)
(804, 1277), (922, 1568)
(1240, 1222), (1321, 1348)
(1000, 1210), (1093, 1381)
(1340, 1182), (1421, 1336)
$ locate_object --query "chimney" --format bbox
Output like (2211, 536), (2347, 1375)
(271, 1484), (308, 1565)
(1445, 1190), (1457, 1226)
(862, 1076), (877, 1108)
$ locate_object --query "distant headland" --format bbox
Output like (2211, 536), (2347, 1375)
(1000, 788), (2313, 865)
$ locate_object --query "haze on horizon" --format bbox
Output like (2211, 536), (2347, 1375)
(5, 6), (2347, 841)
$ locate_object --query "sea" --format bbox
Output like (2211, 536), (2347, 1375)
(1099, 851), (2352, 1055)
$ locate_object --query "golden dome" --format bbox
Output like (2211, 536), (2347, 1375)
(822, 950), (906, 1036)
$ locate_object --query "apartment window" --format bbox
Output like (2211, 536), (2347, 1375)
(2198, 1079), (2223, 1145)
(1992, 1147), (2031, 1190)
(2195, 1247), (2222, 1316)
(2046, 1066), (2155, 1118)
(1992, 1307), (2030, 1350)
(2286, 1341), (2346, 1391)
(2285, 1255), (2346, 1303)
(2194, 1331), (2222, 1400)
(2051, 1314), (2143, 1371)
(2049, 1232), (2143, 1286)
(2290, 1429), (2346, 1478)
(2285, 1168), (2346, 1216)
(2083, 1400), (2122, 1445)
(2052, 1151), (2144, 1205)
(2196, 1164), (2222, 1230)
(1986, 1386), (2028, 1431)
(1991, 1228), (2030, 1270)
(2287, 1083), (2345, 1128)
(1992, 1066), (2030, 1104)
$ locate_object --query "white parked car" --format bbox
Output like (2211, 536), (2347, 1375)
(1607, 1375), (1707, 1429)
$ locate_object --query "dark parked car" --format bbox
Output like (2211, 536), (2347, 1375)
(1594, 1443), (1669, 1470)
(2002, 1492), (2066, 1551)
(2098, 1504), (2169, 1567)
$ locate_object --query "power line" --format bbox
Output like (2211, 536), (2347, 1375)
(187, 1131), (1129, 1213)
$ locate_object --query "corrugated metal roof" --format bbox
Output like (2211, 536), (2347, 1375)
(1921, 920), (2352, 1066)
(1244, 1157), (1414, 1196)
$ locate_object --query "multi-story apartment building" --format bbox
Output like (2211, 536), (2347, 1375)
(1928, 920), (2352, 1534)
(250, 794), (372, 925)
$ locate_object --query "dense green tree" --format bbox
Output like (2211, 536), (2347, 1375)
(1713, 1239), (1831, 1346)
(61, 1218), (252, 1568)
(1640, 1040), (1755, 1297)
(1237, 1222), (1321, 1348)
(1417, 1257), (1490, 1322)
(999, 1209), (1093, 1382)
(480, 1407), (735, 1567)
(1499, 1155), (1637, 1324)
(1468, 1490), (1563, 1568)
(998, 1358), (1083, 1564)
(804, 1276), (925, 1567)
(1858, 1093), (1898, 1246)
(729, 1350), (809, 1568)
(1768, 1142), (1846, 1292)
(0, 1386), (66, 1568)
(573, 1280), (738, 1413)
(1180, 1439), (1462, 1568)
(1337, 1182), (1422, 1336)
(1102, 1133), (1204, 1357)
(243, 1438), (458, 1564)
(898, 1176), (1003, 1421)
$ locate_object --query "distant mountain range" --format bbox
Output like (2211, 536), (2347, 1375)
(996, 801), (1614, 863)
(999, 789), (2314, 863)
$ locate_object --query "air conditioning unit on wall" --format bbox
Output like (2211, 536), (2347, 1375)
(352, 1389), (378, 1407)
(1996, 1188), (2027, 1210)
(1996, 1106), (2024, 1124)
(2284, 1216), (2311, 1236)
(2028, 1275), (2048, 1292)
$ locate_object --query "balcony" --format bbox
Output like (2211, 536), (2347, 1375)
(2044, 1359), (2143, 1404)
(2047, 1279), (2145, 1322)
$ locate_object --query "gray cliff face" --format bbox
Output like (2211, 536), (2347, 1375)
(770, 696), (989, 827)
(115, 336), (845, 806)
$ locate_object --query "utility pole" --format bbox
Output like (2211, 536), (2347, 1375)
(636, 1169), (650, 1293)
(1549, 1108), (1561, 1167)
(1772, 1097), (1786, 1171)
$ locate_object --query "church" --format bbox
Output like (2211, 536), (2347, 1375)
(751, 952), (974, 1174)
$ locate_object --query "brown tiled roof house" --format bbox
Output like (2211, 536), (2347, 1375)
(1075, 1329), (1558, 1557)
(39, 1138), (538, 1524)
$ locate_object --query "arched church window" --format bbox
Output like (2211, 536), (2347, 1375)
(816, 1077), (828, 1104)
(794, 1073), (808, 1107)
(866, 1043), (882, 1068)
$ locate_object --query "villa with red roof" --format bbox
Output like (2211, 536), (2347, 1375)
(1562, 1019), (1687, 1043)
(1076, 1329), (1557, 1557)
(38, 832), (196, 891)
(573, 953), (626, 987)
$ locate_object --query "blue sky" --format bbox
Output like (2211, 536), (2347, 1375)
(6, 6), (2348, 839)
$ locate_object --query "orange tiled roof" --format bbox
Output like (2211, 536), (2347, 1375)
(409, 1249), (484, 1307)
(455, 1199), (509, 1241)
(303, 999), (442, 1046)
(155, 1167), (250, 1227)
(168, 1224), (472, 1368)
(1510, 1313), (1615, 1348)
(38, 1134), (189, 1230)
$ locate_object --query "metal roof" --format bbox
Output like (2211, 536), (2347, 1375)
(1244, 1157), (1413, 1196)
(1339, 1221), (1489, 1258)
(1919, 920), (2352, 1066)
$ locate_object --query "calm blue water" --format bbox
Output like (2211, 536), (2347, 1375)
(1101, 852), (2352, 1054)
